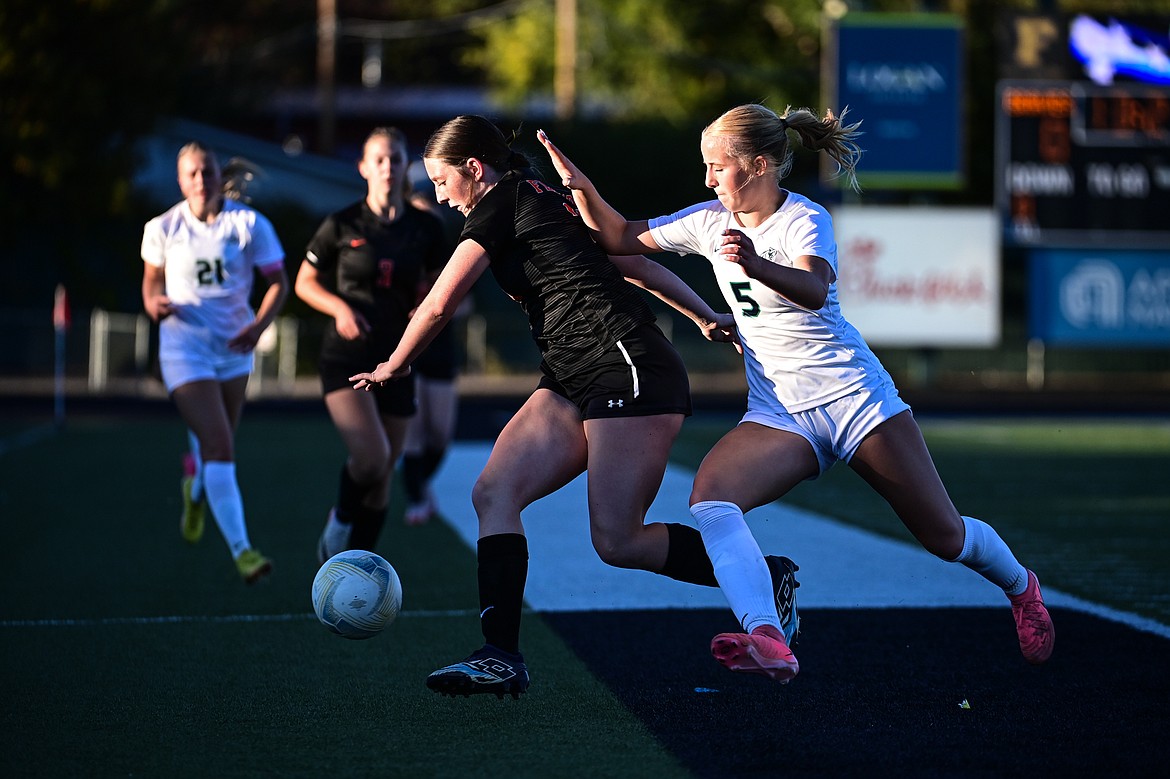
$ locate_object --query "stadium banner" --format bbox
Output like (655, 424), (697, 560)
(824, 13), (965, 189)
(1028, 248), (1170, 346)
(833, 206), (1000, 348)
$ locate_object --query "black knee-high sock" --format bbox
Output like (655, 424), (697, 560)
(348, 504), (387, 552)
(400, 455), (426, 503)
(335, 464), (364, 523)
(477, 533), (528, 655)
(401, 447), (447, 504)
(661, 523), (718, 587)
(421, 446), (446, 480)
(336, 464), (386, 551)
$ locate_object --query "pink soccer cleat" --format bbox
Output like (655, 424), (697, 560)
(1009, 569), (1055, 664)
(711, 624), (799, 683)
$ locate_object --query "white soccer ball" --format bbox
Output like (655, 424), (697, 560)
(312, 550), (402, 639)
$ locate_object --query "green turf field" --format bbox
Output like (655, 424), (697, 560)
(1, 407), (1167, 777)
(0, 411), (686, 778)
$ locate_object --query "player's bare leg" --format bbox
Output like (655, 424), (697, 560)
(428, 389), (586, 699)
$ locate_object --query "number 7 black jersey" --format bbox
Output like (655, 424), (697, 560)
(461, 170), (654, 377)
(306, 200), (448, 353)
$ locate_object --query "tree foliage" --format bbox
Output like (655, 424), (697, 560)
(464, 0), (1170, 123)
(2, 1), (182, 227)
(466, 0), (828, 122)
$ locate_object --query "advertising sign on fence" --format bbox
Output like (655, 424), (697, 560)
(833, 206), (1000, 347)
(1029, 249), (1170, 346)
(826, 13), (966, 189)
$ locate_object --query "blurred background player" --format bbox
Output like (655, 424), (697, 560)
(540, 103), (1054, 682)
(295, 127), (448, 560)
(141, 141), (288, 584)
(400, 167), (466, 526)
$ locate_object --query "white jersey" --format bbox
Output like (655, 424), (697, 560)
(142, 199), (284, 347)
(649, 192), (893, 414)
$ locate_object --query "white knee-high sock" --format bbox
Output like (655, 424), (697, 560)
(691, 500), (778, 634)
(952, 515), (1028, 596)
(202, 461), (251, 558)
(186, 430), (204, 501)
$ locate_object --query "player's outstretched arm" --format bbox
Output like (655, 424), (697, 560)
(610, 254), (739, 350)
(351, 239), (490, 390)
(537, 129), (657, 257)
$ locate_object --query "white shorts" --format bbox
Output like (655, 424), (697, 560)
(158, 318), (253, 393)
(741, 377), (911, 477)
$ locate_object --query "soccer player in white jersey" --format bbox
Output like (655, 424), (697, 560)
(539, 104), (1054, 682)
(141, 141), (288, 584)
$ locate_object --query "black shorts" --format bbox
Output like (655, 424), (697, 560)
(319, 337), (416, 417)
(538, 323), (692, 420)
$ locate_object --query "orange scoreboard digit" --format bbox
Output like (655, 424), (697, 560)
(996, 80), (1170, 247)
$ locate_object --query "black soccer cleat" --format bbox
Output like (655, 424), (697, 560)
(426, 645), (530, 700)
(765, 555), (801, 645)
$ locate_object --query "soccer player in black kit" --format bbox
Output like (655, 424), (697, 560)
(296, 127), (448, 561)
(351, 115), (800, 699)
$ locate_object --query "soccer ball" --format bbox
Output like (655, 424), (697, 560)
(312, 550), (402, 639)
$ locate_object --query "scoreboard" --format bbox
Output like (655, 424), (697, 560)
(996, 80), (1170, 247)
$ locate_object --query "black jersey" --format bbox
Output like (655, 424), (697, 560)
(306, 200), (447, 354)
(461, 170), (654, 377)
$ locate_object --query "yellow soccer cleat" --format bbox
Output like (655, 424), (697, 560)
(180, 475), (206, 544)
(235, 549), (273, 585)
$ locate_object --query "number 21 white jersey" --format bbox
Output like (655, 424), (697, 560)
(141, 198), (284, 345)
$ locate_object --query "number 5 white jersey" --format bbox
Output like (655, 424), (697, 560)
(142, 199), (284, 345)
(649, 192), (893, 414)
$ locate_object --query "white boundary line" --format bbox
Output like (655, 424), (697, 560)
(7, 599), (1167, 639)
(4, 443), (1166, 640)
(0, 609), (482, 629)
